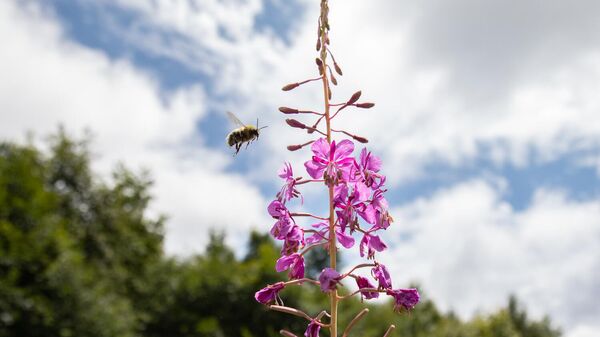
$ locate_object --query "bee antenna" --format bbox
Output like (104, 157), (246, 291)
(258, 125), (268, 130)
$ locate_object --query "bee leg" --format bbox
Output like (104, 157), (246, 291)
(245, 141), (250, 149)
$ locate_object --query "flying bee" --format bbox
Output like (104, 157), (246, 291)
(225, 111), (267, 155)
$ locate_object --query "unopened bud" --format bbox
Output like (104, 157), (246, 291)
(356, 102), (375, 109)
(286, 119), (306, 129)
(348, 91), (362, 105)
(334, 62), (343, 76)
(328, 85), (332, 100)
(282, 83), (299, 91)
(279, 107), (299, 114)
(287, 144), (303, 151)
(353, 135), (369, 143)
(316, 38), (321, 51)
(330, 73), (338, 85)
(315, 58), (323, 75)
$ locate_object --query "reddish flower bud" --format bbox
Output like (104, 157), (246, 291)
(353, 135), (369, 143)
(334, 62), (343, 76)
(282, 83), (299, 91)
(348, 91), (362, 105)
(330, 73), (337, 85)
(315, 58), (323, 75)
(279, 107), (299, 114)
(316, 38), (321, 51)
(356, 102), (375, 109)
(287, 144), (302, 151)
(286, 119), (307, 129)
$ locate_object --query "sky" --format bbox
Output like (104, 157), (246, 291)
(1, 0), (599, 336)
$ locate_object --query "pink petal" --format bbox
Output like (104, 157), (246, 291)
(304, 160), (325, 179)
(336, 229), (355, 248)
(369, 235), (387, 252)
(311, 138), (330, 159)
(333, 139), (354, 161)
(275, 254), (297, 272)
(354, 182), (371, 202)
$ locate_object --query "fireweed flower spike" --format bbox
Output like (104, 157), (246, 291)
(253, 0), (419, 335)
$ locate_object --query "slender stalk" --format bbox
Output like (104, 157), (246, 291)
(318, 1), (338, 336)
(290, 212), (329, 221)
(382, 325), (396, 337)
(337, 288), (387, 301)
(269, 305), (330, 327)
(342, 308), (369, 337)
(284, 278), (321, 287)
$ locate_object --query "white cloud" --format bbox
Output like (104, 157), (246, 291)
(106, 0), (600, 184)
(378, 178), (600, 336)
(0, 0), (269, 255)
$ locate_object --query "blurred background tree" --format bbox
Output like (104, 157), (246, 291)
(0, 130), (561, 337)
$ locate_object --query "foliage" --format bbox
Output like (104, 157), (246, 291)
(0, 131), (561, 337)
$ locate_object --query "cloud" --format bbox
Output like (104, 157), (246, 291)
(378, 178), (600, 335)
(0, 0), (269, 254)
(107, 0), (600, 186)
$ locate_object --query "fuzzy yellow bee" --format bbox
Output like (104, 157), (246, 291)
(225, 111), (267, 155)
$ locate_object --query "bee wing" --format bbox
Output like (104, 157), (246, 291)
(226, 111), (246, 128)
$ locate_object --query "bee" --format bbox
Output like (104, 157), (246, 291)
(225, 111), (267, 155)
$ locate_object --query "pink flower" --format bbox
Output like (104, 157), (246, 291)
(255, 282), (285, 304)
(356, 148), (383, 188)
(372, 189), (393, 230)
(359, 233), (387, 259)
(372, 263), (392, 289)
(334, 182), (376, 233)
(318, 268), (342, 292)
(304, 320), (321, 337)
(386, 288), (420, 312)
(276, 253), (305, 279)
(277, 162), (302, 204)
(304, 138), (355, 186)
(280, 225), (304, 256)
(355, 276), (379, 300)
(268, 200), (295, 240)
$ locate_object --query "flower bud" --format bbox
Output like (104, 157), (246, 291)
(356, 102), (375, 109)
(286, 119), (307, 129)
(353, 135), (369, 143)
(279, 107), (299, 114)
(330, 73), (338, 85)
(334, 62), (343, 76)
(287, 144), (302, 151)
(348, 91), (362, 105)
(282, 83), (299, 91)
(315, 58), (323, 75)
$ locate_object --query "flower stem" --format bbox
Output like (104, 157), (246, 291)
(318, 1), (338, 336)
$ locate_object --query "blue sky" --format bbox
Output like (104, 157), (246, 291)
(1, 1), (600, 336)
